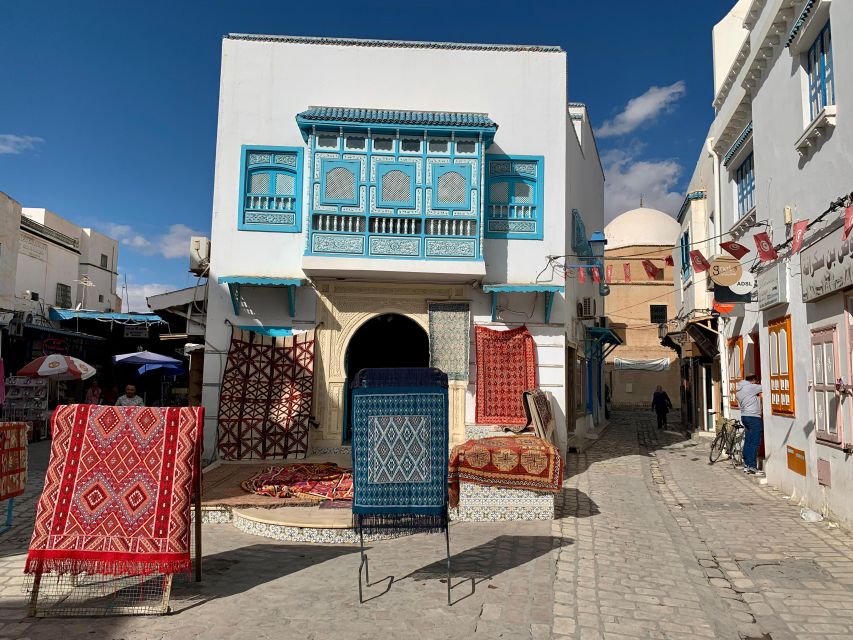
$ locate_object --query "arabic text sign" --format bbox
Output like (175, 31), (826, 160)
(801, 228), (853, 302)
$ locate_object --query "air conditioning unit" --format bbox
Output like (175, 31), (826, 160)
(189, 236), (211, 275)
(577, 297), (596, 319)
(23, 290), (39, 301)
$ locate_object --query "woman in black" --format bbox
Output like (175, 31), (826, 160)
(651, 386), (673, 430)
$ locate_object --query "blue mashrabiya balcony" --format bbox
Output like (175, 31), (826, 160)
(297, 107), (498, 281)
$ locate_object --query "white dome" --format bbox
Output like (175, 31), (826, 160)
(604, 207), (681, 250)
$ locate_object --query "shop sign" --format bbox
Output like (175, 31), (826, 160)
(714, 277), (753, 304)
(42, 338), (68, 355)
(124, 325), (149, 339)
(801, 226), (853, 302)
(730, 272), (755, 295)
(757, 263), (789, 310)
(709, 255), (742, 286)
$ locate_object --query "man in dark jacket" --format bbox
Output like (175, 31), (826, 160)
(651, 386), (673, 430)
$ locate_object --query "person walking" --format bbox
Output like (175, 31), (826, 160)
(736, 375), (764, 475)
(651, 385), (673, 430)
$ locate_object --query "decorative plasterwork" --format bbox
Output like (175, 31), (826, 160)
(787, 0), (831, 54)
(723, 121), (754, 166)
(787, 0), (818, 46)
(743, 0), (769, 29)
(795, 105), (837, 155)
(714, 102), (753, 157)
(728, 208), (757, 241)
(713, 37), (751, 110)
(741, 6), (795, 95)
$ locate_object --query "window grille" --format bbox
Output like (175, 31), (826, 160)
(456, 140), (476, 154)
(437, 171), (466, 205)
(325, 166), (356, 201)
(55, 283), (72, 308)
(400, 139), (421, 153)
(807, 22), (834, 120)
(373, 138), (393, 152)
(382, 170), (411, 203)
(240, 147), (303, 232)
(485, 156), (543, 239)
(428, 140), (448, 153)
(490, 182), (509, 203)
(650, 305), (667, 324)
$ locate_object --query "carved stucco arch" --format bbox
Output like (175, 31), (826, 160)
(336, 309), (429, 377)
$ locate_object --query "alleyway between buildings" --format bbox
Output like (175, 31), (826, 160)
(2, 411), (853, 639)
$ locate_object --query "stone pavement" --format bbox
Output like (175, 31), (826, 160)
(1, 412), (853, 639)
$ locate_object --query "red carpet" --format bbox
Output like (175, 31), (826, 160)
(475, 325), (537, 425)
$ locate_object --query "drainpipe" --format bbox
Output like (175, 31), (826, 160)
(707, 137), (730, 421)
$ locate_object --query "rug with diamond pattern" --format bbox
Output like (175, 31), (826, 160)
(475, 325), (537, 425)
(351, 389), (448, 515)
(25, 404), (203, 576)
(217, 327), (315, 460)
(447, 435), (562, 508)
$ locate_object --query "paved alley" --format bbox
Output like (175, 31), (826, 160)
(1, 412), (853, 639)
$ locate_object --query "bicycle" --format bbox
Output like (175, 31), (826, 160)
(709, 418), (744, 466)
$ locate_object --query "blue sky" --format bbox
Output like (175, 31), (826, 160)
(1, 0), (735, 310)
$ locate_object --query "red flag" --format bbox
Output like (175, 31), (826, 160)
(712, 300), (736, 315)
(605, 265), (613, 284)
(577, 266), (585, 283)
(720, 241), (750, 259)
(664, 255), (674, 266)
(689, 250), (711, 273)
(642, 259), (660, 280)
(844, 206), (853, 240)
(591, 266), (600, 283)
(792, 220), (809, 254)
(623, 263), (631, 282)
(753, 232), (778, 261)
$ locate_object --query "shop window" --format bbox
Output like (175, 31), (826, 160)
(650, 305), (667, 324)
(811, 326), (840, 444)
(735, 153), (755, 217)
(807, 22), (835, 121)
(239, 146), (303, 232)
(728, 336), (744, 408)
(768, 316), (795, 416)
(55, 283), (72, 308)
(485, 155), (544, 239)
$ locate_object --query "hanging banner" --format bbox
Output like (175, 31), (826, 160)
(591, 266), (600, 283)
(754, 232), (778, 261)
(791, 220), (809, 254)
(642, 260), (659, 280)
(577, 267), (585, 284)
(844, 206), (853, 240)
(720, 241), (750, 259)
(689, 250), (711, 273)
(605, 264), (613, 284)
(623, 263), (631, 282)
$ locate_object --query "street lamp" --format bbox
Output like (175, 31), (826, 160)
(589, 231), (610, 297)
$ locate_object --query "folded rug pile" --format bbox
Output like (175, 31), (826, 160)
(448, 435), (563, 508)
(241, 463), (353, 503)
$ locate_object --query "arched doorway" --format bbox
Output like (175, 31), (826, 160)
(343, 313), (429, 442)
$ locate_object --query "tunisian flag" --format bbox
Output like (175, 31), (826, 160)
(642, 260), (660, 280)
(753, 232), (778, 261)
(792, 220), (809, 254)
(720, 241), (750, 259)
(591, 266), (601, 283)
(664, 255), (674, 266)
(844, 206), (853, 240)
(605, 265), (613, 284)
(623, 263), (631, 282)
(689, 250), (711, 272)
(577, 267), (586, 283)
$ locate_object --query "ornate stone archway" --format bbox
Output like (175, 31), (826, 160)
(312, 281), (468, 450)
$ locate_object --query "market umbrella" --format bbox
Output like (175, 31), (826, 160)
(17, 354), (96, 381)
(112, 350), (183, 366)
(137, 363), (186, 375)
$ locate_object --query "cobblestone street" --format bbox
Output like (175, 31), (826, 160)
(2, 411), (853, 639)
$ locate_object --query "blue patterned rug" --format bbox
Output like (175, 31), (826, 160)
(351, 383), (448, 525)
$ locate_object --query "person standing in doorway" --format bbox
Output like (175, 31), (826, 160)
(736, 375), (764, 475)
(116, 384), (145, 407)
(651, 385), (673, 430)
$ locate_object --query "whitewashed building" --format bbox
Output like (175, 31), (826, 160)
(677, 0), (853, 526)
(202, 34), (609, 461)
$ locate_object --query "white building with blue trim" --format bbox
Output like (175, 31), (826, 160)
(202, 34), (608, 460)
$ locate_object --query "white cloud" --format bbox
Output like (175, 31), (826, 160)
(0, 134), (44, 155)
(603, 148), (683, 222)
(106, 223), (200, 259)
(121, 282), (176, 312)
(596, 81), (686, 138)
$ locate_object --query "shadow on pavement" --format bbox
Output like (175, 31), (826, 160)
(555, 487), (600, 519)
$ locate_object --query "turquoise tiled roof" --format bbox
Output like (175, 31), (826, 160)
(297, 107), (497, 129)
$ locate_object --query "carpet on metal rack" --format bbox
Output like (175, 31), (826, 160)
(24, 404), (203, 576)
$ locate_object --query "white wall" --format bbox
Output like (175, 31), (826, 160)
(203, 36), (601, 456)
(712, 0), (752, 98)
(79, 228), (119, 311)
(0, 193), (21, 308)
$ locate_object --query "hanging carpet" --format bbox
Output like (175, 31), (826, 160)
(25, 404), (203, 576)
(241, 463), (353, 503)
(475, 325), (537, 425)
(217, 327), (315, 460)
(448, 435), (562, 508)
(428, 302), (471, 381)
(0, 422), (27, 501)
